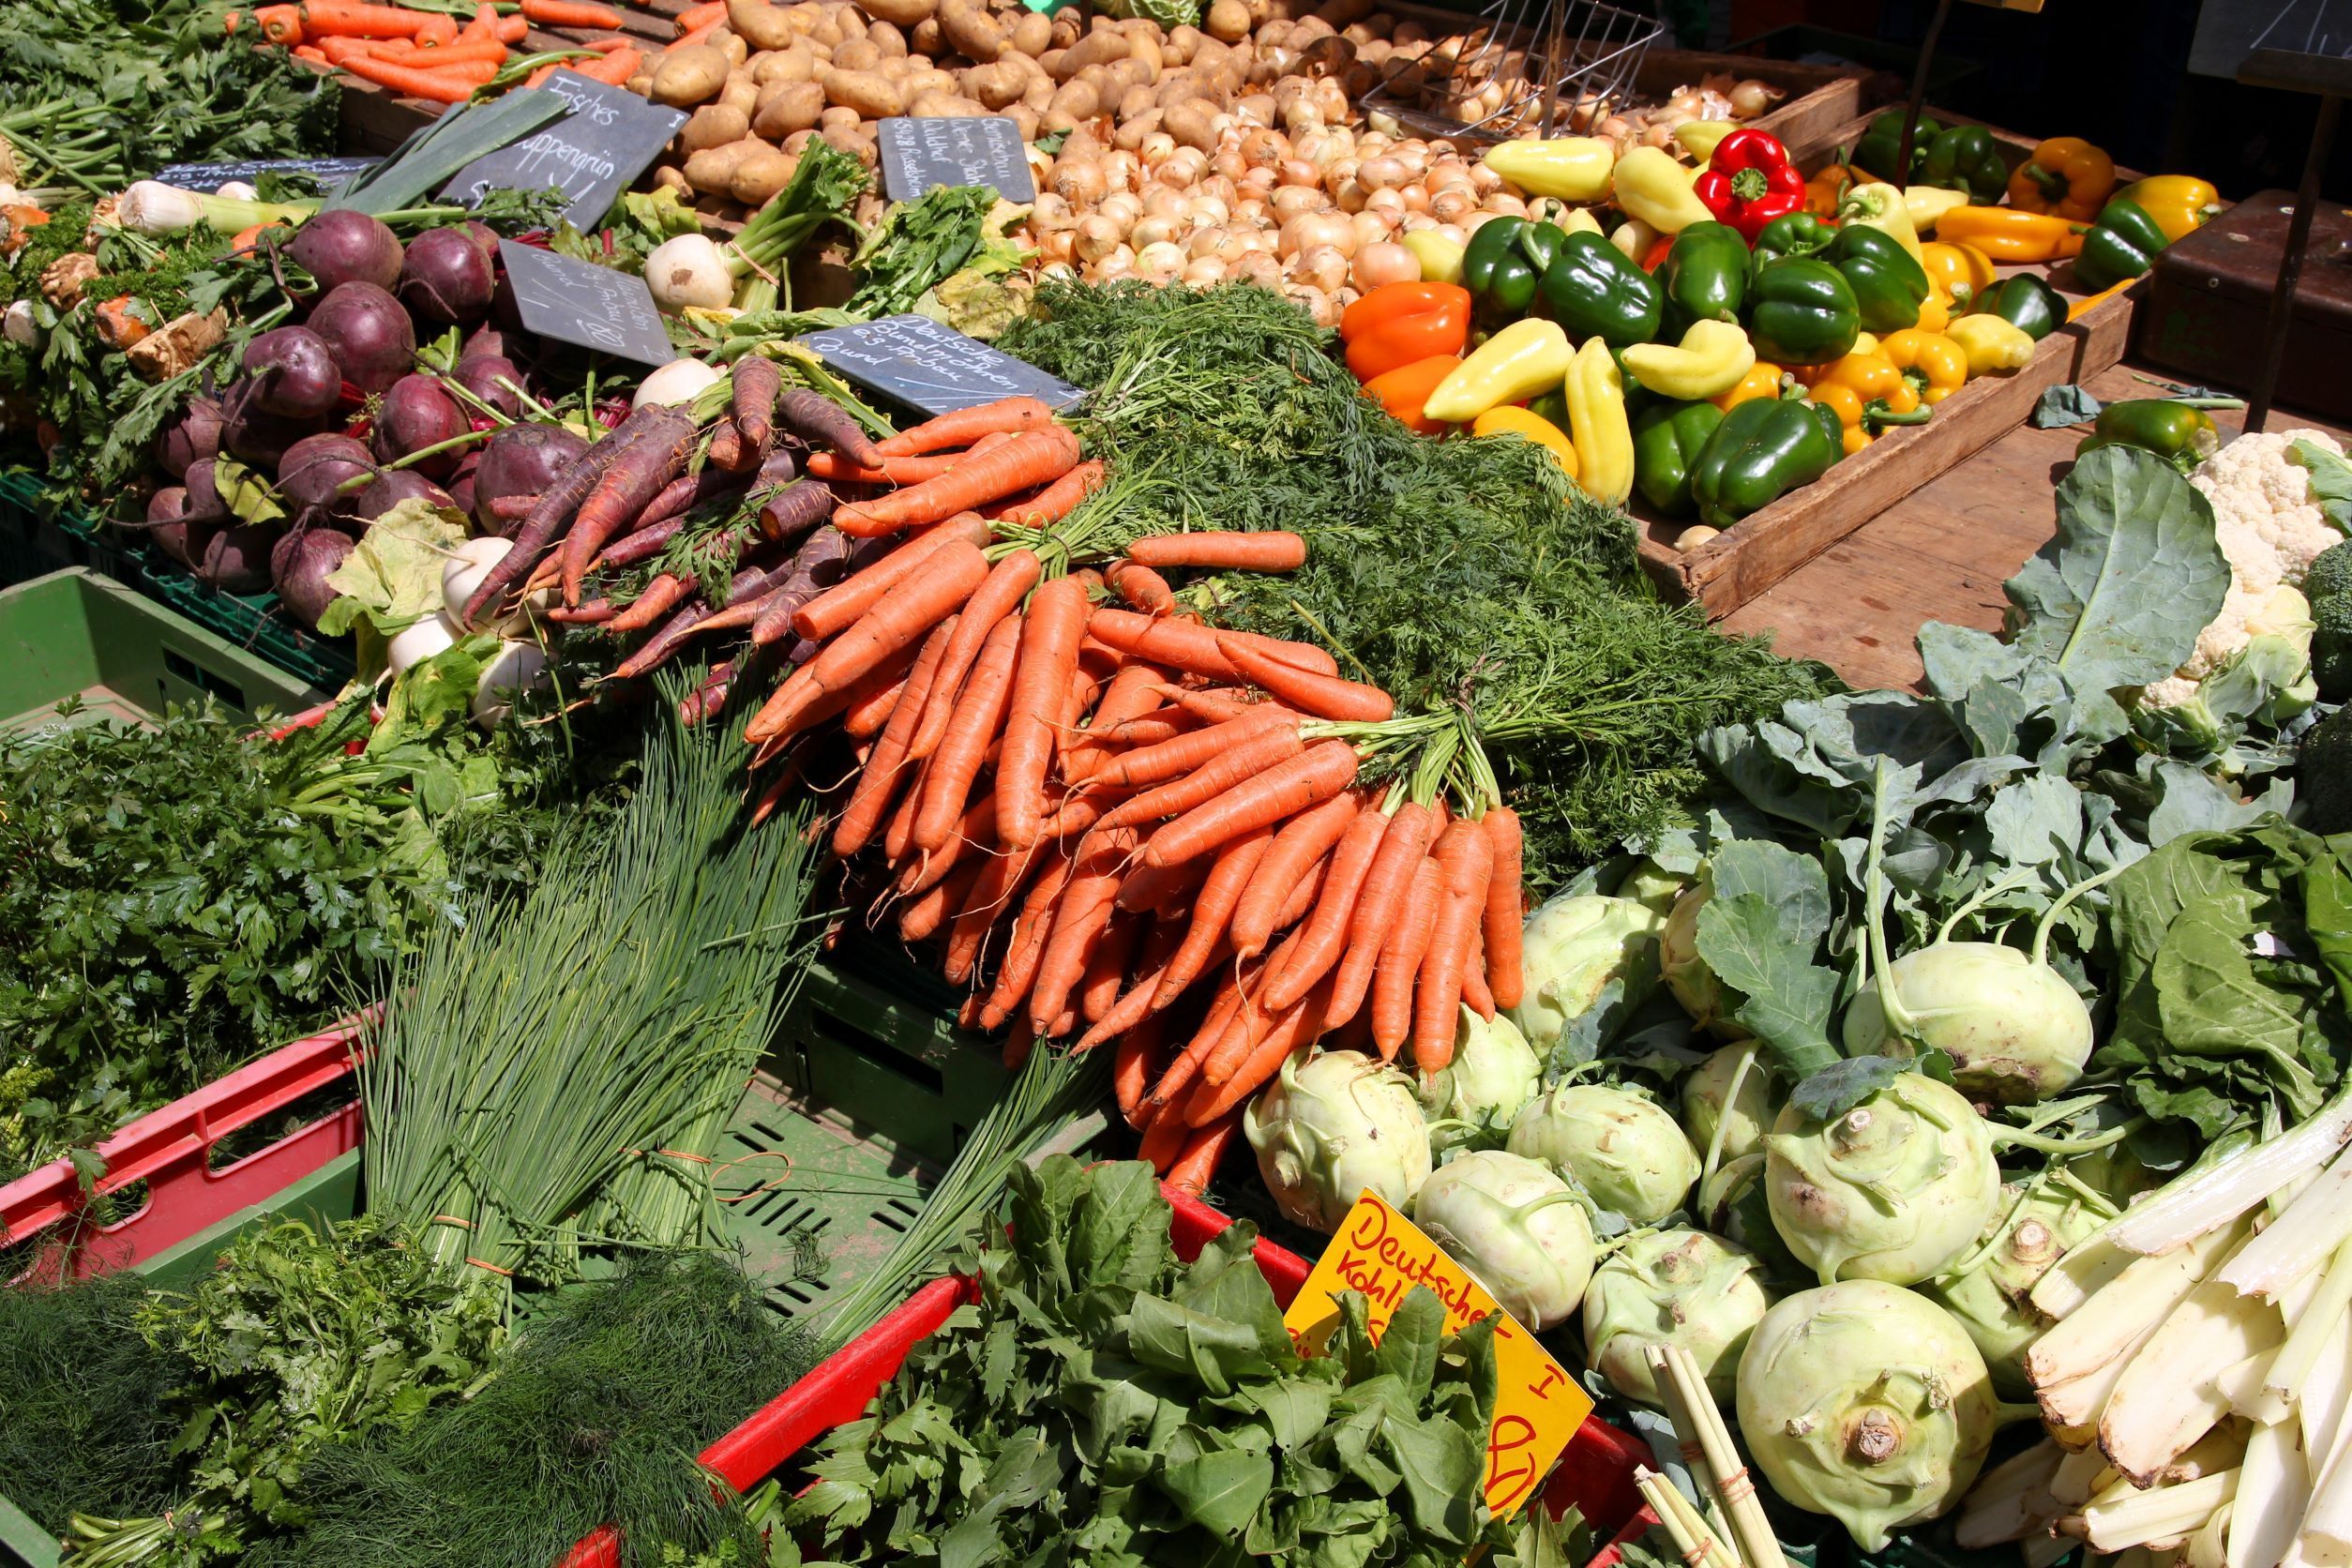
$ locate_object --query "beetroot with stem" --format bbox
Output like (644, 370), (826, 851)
(455, 355), (527, 419)
(277, 433), (375, 520)
(193, 521), (280, 596)
(288, 209), (402, 294)
(181, 459), (231, 526)
(471, 421), (591, 537)
(143, 486), (198, 565)
(399, 227), (495, 324)
(371, 374), (469, 478)
(155, 395), (224, 478)
(458, 323), (510, 365)
(308, 281), (415, 397)
(355, 470), (457, 520)
(446, 450), (482, 517)
(241, 325), (341, 419)
(272, 523), (357, 628)
(219, 380), (322, 468)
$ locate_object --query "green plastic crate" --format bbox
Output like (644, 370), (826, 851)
(0, 567), (327, 731)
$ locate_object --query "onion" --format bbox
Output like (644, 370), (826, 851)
(1094, 244), (1138, 279)
(1356, 155), (1409, 190)
(1351, 209), (1397, 249)
(1239, 166), (1280, 199)
(1039, 230), (1078, 265)
(1074, 215), (1123, 263)
(1191, 193), (1231, 228)
(1289, 242), (1349, 292)
(1280, 210), (1353, 258)
(1429, 187), (1478, 224)
(1241, 128), (1289, 167)
(1270, 184), (1327, 221)
(1334, 176), (1370, 213)
(1213, 149), (1250, 182)
(1097, 191), (1143, 232)
(1139, 132), (1178, 169)
(1730, 79), (1782, 116)
(1231, 250), (1283, 289)
(1182, 256), (1229, 287)
(1050, 158), (1107, 205)
(634, 357), (722, 409)
(1131, 215), (1179, 250)
(1101, 151), (1139, 191)
(1351, 240), (1419, 291)
(1137, 241), (1187, 281)
(1276, 157), (1322, 188)
(1029, 192), (1076, 233)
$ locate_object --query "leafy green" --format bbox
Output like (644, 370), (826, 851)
(1693, 840), (1843, 1080)
(0, 1273), (188, 1535)
(844, 185), (1005, 321)
(2293, 438), (2352, 536)
(317, 498), (469, 637)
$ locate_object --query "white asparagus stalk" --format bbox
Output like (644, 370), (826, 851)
(2100, 1269), (2284, 1485)
(2255, 1236), (2352, 1425)
(2109, 1096), (2352, 1257)
(2034, 1231), (2141, 1321)
(2029, 1222), (2248, 1391)
(2226, 1418), (2310, 1568)
(1651, 1346), (1787, 1568)
(2224, 1145), (2352, 1298)
(2069, 1469), (2239, 1553)
(2307, 1407), (2352, 1560)
(2053, 1442), (2119, 1506)
(1954, 1440), (2066, 1547)
(1639, 1469), (1741, 1568)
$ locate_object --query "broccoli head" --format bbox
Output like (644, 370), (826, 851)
(2303, 705), (2352, 835)
(2312, 539), (2352, 701)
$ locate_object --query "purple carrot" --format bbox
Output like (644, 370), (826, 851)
(749, 525), (855, 647)
(559, 406), (698, 607)
(776, 389), (883, 469)
(606, 572), (695, 634)
(706, 416), (751, 473)
(489, 491), (539, 522)
(544, 599), (616, 625)
(732, 356), (782, 458)
(609, 561), (792, 682)
(589, 513), (688, 573)
(635, 464), (744, 534)
(462, 404), (662, 628)
(757, 477), (834, 544)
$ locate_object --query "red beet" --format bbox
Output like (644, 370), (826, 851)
(371, 374), (468, 478)
(288, 209), (402, 294)
(308, 281), (415, 397)
(399, 227), (496, 324)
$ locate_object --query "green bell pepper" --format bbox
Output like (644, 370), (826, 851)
(1746, 257), (1861, 366)
(1970, 274), (2069, 340)
(1631, 399), (1725, 518)
(2075, 400), (2227, 475)
(1462, 217), (1567, 324)
(1657, 220), (1750, 333)
(2073, 197), (2171, 292)
(1920, 125), (2009, 202)
(1826, 224), (1928, 333)
(1750, 211), (1837, 268)
(1689, 394), (1844, 528)
(1538, 230), (1664, 348)
(1854, 111), (1937, 185)
(1528, 387), (1571, 429)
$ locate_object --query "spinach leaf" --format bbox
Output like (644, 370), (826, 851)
(1693, 840), (1844, 1080)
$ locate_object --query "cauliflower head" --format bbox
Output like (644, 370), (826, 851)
(2191, 429), (2346, 589)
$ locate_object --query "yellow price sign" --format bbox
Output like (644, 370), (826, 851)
(1282, 1189), (1592, 1517)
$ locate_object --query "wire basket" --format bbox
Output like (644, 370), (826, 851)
(1361, 0), (1662, 144)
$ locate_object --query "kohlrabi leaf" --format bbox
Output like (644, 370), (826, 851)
(1694, 840), (1843, 1079)
(2030, 384), (2103, 429)
(2004, 445), (2231, 694)
(1788, 1054), (1909, 1122)
(2147, 761), (2291, 846)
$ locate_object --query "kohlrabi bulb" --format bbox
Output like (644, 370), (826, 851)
(1681, 1045), (1783, 1165)
(1508, 1082), (1699, 1224)
(1244, 1048), (1432, 1232)
(1764, 1074), (2001, 1288)
(1737, 1280), (2001, 1551)
(1506, 894), (1664, 1052)
(1658, 874), (1749, 1041)
(1419, 1006), (1543, 1153)
(1583, 1228), (1774, 1406)
(1699, 1153), (1806, 1283)
(1616, 857), (1690, 916)
(1924, 1183), (2112, 1397)
(1841, 942), (2094, 1104)
(1410, 1150), (1596, 1331)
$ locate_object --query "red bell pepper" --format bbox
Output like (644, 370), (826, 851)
(1340, 281), (1471, 383)
(1693, 128), (1807, 244)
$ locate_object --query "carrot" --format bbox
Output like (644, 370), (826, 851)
(1108, 560), (1174, 614)
(1096, 723), (1306, 837)
(1150, 974), (1246, 1112)
(792, 513), (989, 641)
(1229, 790), (1358, 958)
(336, 53), (494, 98)
(1062, 658), (1167, 784)
(1037, 781), (1131, 841)
(1414, 821), (1493, 1071)
(978, 846), (1073, 1030)
(1128, 531), (1307, 572)
(897, 794), (993, 899)
(906, 548), (1038, 762)
(876, 396), (1056, 458)
(1262, 804), (1386, 1013)
(899, 857), (984, 942)
(911, 612), (1022, 853)
(1137, 1100), (1191, 1173)
(294, 43), (330, 60)
(1102, 708), (1190, 747)
(1113, 1016), (1165, 1128)
(1112, 852), (1209, 915)
(91, 297), (150, 351)
(1165, 1111), (1244, 1193)
(1152, 826), (1272, 1007)
(663, 18), (720, 48)
(992, 575), (1090, 851)
(843, 666), (911, 740)
(944, 837), (1046, 982)
(459, 1), (496, 39)
(521, 0), (623, 23)
(1028, 827), (1138, 1034)
(1269, 855), (1330, 942)
(986, 459), (1105, 526)
(1141, 739), (1359, 869)
(1321, 803), (1439, 1030)
(1370, 857), (1444, 1060)
(1087, 610), (1344, 683)
(1217, 632), (1394, 722)
(567, 45), (639, 83)
(317, 33), (386, 61)
(464, 405), (656, 626)
(1480, 807), (1526, 1010)
(495, 9), (526, 38)
(543, 599), (614, 625)
(702, 417), (747, 475)
(256, 3), (304, 41)
(1074, 940), (1180, 1054)
(746, 539), (989, 744)
(1192, 991), (1323, 1124)
(1080, 707), (1284, 797)
(298, 0), (447, 38)
(675, 0), (725, 28)
(802, 451), (963, 486)
(776, 389), (885, 469)
(1078, 909), (1141, 1024)
(834, 427), (1078, 536)
(1462, 927), (1496, 1020)
(756, 479), (837, 549)
(1205, 926), (1305, 1084)
(374, 37), (508, 65)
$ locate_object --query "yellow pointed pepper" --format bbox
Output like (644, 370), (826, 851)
(1424, 318), (1573, 423)
(2116, 175), (2225, 244)
(1877, 328), (1968, 404)
(1483, 138), (1617, 203)
(1933, 205), (2084, 263)
(1903, 186), (1970, 235)
(1945, 313), (2037, 378)
(1612, 146), (1713, 234)
(1404, 231), (1464, 284)
(1836, 182), (1924, 263)
(1621, 319), (1756, 400)
(1564, 336), (1634, 505)
(1919, 241), (1998, 310)
(1609, 217), (1661, 262)
(2008, 137), (2117, 222)
(1471, 405), (1579, 479)
(1674, 120), (1738, 163)
(1712, 360), (1785, 413)
(1560, 207), (1606, 238)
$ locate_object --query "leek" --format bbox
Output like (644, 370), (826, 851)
(2225, 1144), (2352, 1298)
(2255, 1237), (2352, 1425)
(325, 90), (568, 216)
(2028, 1221), (2247, 1391)
(1954, 1439), (2065, 1547)
(2052, 1443), (2118, 1506)
(2032, 1229), (2139, 1321)
(115, 180), (311, 235)
(2227, 1419), (2309, 1568)
(2309, 1312), (2352, 1490)
(2070, 1470), (2239, 1553)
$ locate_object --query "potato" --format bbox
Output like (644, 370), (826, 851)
(1021, 73), (1054, 111)
(1112, 106), (1162, 150)
(720, 71), (761, 111)
(1009, 9), (1050, 55)
(1164, 99), (1219, 151)
(938, 0), (1007, 61)
(867, 19), (907, 54)
(753, 78), (826, 137)
(1163, 23), (1200, 63)
(682, 140), (747, 193)
(1004, 102), (1040, 139)
(651, 45), (731, 106)
(725, 0), (794, 49)
(822, 66), (905, 117)
(830, 36), (881, 69)
(682, 102), (750, 151)
(902, 65), (958, 99)
(909, 89), (987, 116)
(653, 163), (689, 192)
(1053, 27), (1128, 79)
(1048, 7), (1082, 46)
(753, 43), (817, 82)
(963, 59), (1031, 109)
(727, 141), (794, 203)
(856, 0), (933, 25)
(910, 16), (943, 53)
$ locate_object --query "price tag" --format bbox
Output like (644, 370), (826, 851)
(876, 115), (1037, 204)
(797, 313), (1082, 416)
(498, 240), (675, 367)
(1283, 1190), (1592, 1518)
(442, 75), (686, 230)
(155, 156), (381, 188)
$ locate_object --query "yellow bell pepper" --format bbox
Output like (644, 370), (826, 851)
(1612, 146), (1713, 234)
(1919, 241), (1998, 311)
(1797, 354), (1931, 455)
(1850, 330), (1881, 357)
(1933, 205), (2084, 263)
(1404, 231), (1464, 284)
(1674, 120), (1738, 164)
(2008, 137), (2117, 222)
(1712, 360), (1784, 413)
(1424, 318), (1573, 423)
(1944, 313), (2037, 378)
(1563, 336), (1633, 506)
(1609, 217), (1660, 263)
(1806, 384), (1876, 457)
(1903, 186), (1970, 235)
(1484, 138), (1617, 204)
(1915, 285), (1952, 335)
(1560, 207), (1606, 238)
(1471, 405), (1578, 479)
(2116, 175), (2225, 244)
(1877, 328), (1968, 405)
(1836, 182), (1923, 263)
(1621, 319), (1755, 401)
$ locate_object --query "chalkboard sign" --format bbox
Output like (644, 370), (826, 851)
(797, 314), (1082, 416)
(2190, 0), (2352, 79)
(877, 116), (1037, 204)
(156, 156), (380, 188)
(499, 240), (675, 367)
(442, 75), (685, 230)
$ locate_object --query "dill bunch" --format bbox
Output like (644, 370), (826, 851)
(0, 1272), (188, 1534)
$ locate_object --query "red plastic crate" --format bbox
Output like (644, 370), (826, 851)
(1586, 1505), (1666, 1568)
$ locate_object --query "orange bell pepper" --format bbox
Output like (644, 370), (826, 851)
(1806, 162), (1854, 220)
(1711, 360), (1786, 413)
(1877, 328), (1968, 406)
(1341, 281), (1472, 384)
(1794, 350), (1924, 455)
(1362, 354), (1463, 434)
(1918, 241), (1998, 311)
(2007, 137), (2117, 223)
